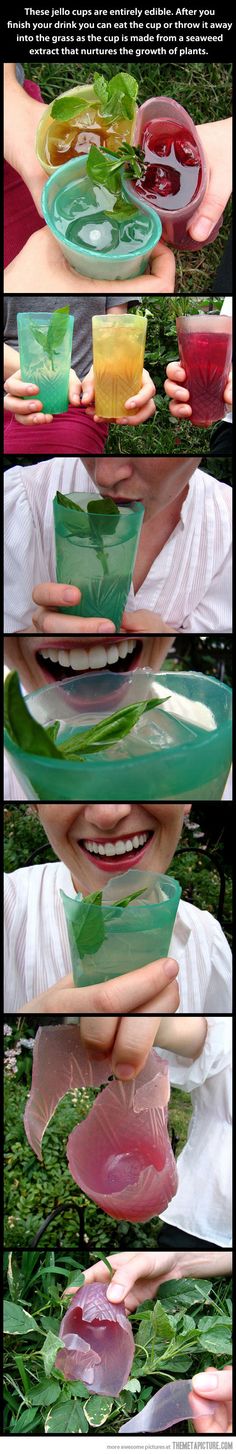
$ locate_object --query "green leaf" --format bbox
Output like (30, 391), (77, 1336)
(124, 1378), (141, 1393)
(30, 325), (49, 352)
(4, 1300), (39, 1335)
(4, 672), (62, 760)
(56, 490), (86, 516)
(41, 1331), (65, 1377)
(93, 73), (109, 107)
(46, 721), (60, 743)
(70, 892), (105, 960)
(10, 1407), (41, 1433)
(86, 145), (122, 194)
(62, 696), (164, 760)
(30, 1381), (61, 1407)
(158, 1277), (213, 1309)
(84, 1395), (113, 1426)
(106, 197), (139, 223)
(87, 496), (120, 537)
(51, 94), (91, 121)
(46, 307), (70, 358)
(115, 886), (149, 908)
(45, 1399), (88, 1433)
(103, 72), (138, 121)
(152, 1300), (174, 1343)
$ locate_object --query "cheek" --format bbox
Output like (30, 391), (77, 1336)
(38, 809), (81, 849)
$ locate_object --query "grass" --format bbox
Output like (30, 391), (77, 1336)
(4, 1045), (192, 1251)
(3, 1250), (232, 1436)
(24, 59), (232, 294)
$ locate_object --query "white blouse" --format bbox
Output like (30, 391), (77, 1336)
(159, 1017), (232, 1246)
(4, 860), (232, 1013)
(4, 457), (232, 632)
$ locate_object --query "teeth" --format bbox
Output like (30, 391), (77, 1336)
(83, 832), (149, 859)
(39, 640), (136, 672)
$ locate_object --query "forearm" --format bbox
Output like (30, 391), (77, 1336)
(4, 344), (20, 379)
(107, 304), (127, 314)
(173, 1251), (232, 1280)
(155, 1015), (207, 1060)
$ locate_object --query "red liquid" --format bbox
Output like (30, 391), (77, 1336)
(177, 328), (231, 427)
(135, 119), (202, 212)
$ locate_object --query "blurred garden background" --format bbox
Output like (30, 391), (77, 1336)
(24, 59), (232, 296)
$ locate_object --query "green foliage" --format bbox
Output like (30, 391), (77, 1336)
(3, 1254), (232, 1435)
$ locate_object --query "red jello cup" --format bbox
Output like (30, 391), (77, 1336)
(176, 313), (232, 426)
(130, 96), (223, 251)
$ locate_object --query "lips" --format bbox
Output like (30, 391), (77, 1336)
(36, 638), (142, 685)
(79, 830), (154, 873)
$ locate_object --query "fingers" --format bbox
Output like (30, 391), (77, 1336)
(124, 369), (156, 412)
(4, 395), (46, 419)
(188, 1394), (222, 1432)
(164, 363), (191, 417)
(79, 956), (178, 1025)
(192, 1368), (232, 1403)
(150, 241), (176, 293)
(165, 363), (187, 383)
(224, 372), (232, 407)
(110, 1014), (162, 1079)
(122, 610), (169, 633)
(31, 583), (116, 634)
(4, 373), (39, 398)
(164, 380), (190, 404)
(138, 980), (180, 1016)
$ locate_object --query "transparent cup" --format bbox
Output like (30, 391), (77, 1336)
(42, 155), (162, 282)
(92, 313), (147, 418)
(131, 96), (223, 250)
(36, 82), (138, 175)
(17, 311), (74, 415)
(61, 869), (181, 987)
(176, 313), (232, 426)
(4, 670), (232, 803)
(53, 492), (144, 629)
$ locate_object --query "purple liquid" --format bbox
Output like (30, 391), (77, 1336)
(177, 327), (232, 426)
(135, 120), (201, 212)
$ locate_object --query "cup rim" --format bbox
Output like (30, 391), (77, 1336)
(42, 153), (162, 261)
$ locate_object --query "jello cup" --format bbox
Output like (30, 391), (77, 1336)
(61, 869), (181, 987)
(128, 96), (224, 250)
(176, 313), (232, 426)
(17, 311), (74, 416)
(92, 314), (147, 418)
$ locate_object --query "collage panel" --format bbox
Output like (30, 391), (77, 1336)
(3, 41), (233, 1451)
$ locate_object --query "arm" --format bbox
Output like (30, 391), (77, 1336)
(155, 1015), (207, 1061)
(4, 343), (20, 380)
(66, 1249), (232, 1312)
(4, 62), (46, 215)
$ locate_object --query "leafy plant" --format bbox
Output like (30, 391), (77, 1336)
(51, 71), (138, 124)
(30, 308), (70, 371)
(4, 671), (169, 764)
(57, 489), (121, 578)
(86, 142), (145, 222)
(3, 1256), (232, 1435)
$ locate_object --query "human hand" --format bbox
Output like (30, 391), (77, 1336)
(21, 955), (179, 1027)
(3, 364), (93, 428)
(164, 361), (232, 419)
(4, 220), (174, 294)
(31, 581), (116, 633)
(122, 610), (174, 634)
(4, 66), (47, 216)
(188, 119), (232, 244)
(66, 1252), (179, 1312)
(190, 1366), (232, 1433)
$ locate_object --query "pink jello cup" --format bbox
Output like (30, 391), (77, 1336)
(176, 312), (232, 426)
(129, 96), (223, 251)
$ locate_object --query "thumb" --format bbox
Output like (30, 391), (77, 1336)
(106, 1253), (155, 1304)
(150, 241), (176, 293)
(188, 182), (225, 243)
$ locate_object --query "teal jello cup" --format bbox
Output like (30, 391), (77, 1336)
(4, 670), (232, 803)
(17, 311), (74, 415)
(53, 492), (144, 628)
(61, 869), (181, 987)
(41, 155), (162, 281)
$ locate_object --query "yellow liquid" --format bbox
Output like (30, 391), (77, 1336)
(93, 317), (147, 418)
(44, 108), (135, 166)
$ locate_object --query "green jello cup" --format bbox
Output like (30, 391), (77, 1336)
(4, 671), (232, 803)
(17, 311), (74, 416)
(41, 155), (162, 282)
(53, 493), (144, 628)
(61, 869), (181, 987)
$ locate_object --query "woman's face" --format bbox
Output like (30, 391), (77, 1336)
(4, 634), (174, 691)
(37, 803), (190, 894)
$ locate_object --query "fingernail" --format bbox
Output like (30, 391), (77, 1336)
(190, 217), (211, 241)
(29, 400), (41, 409)
(164, 958), (178, 980)
(97, 622), (115, 633)
(26, 383), (38, 393)
(114, 1063), (135, 1080)
(62, 587), (79, 603)
(193, 1372), (218, 1392)
(107, 1284), (125, 1302)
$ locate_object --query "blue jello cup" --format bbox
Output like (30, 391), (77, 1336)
(41, 154), (162, 281)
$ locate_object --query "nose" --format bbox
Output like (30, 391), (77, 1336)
(95, 460), (132, 488)
(83, 804), (131, 831)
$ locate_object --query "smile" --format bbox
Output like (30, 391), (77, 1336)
(36, 639), (141, 681)
(79, 830), (154, 872)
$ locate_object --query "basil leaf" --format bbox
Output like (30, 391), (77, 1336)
(86, 145), (122, 193)
(106, 198), (138, 223)
(93, 73), (109, 108)
(47, 307), (70, 357)
(56, 490), (85, 513)
(4, 672), (63, 760)
(115, 886), (149, 908)
(72, 893), (105, 959)
(62, 696), (169, 760)
(30, 325), (49, 352)
(51, 95), (92, 121)
(87, 497), (120, 538)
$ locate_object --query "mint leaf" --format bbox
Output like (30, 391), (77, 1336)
(4, 672), (62, 760)
(71, 892), (105, 959)
(103, 73), (138, 121)
(86, 144), (122, 193)
(62, 696), (167, 759)
(115, 886), (149, 908)
(30, 325), (49, 352)
(93, 73), (109, 108)
(47, 307), (70, 358)
(106, 197), (138, 224)
(51, 95), (91, 121)
(87, 497), (120, 537)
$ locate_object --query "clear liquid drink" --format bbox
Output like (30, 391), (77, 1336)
(17, 311), (74, 415)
